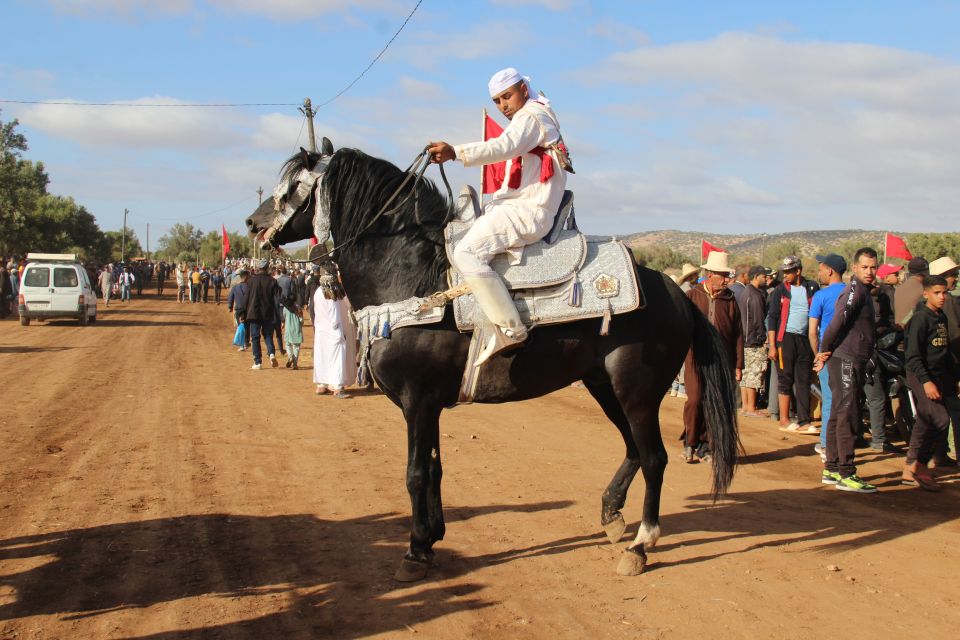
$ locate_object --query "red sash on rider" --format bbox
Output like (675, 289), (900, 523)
(483, 112), (555, 193)
(506, 146), (554, 189)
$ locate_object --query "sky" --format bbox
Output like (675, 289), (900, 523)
(2, 0), (960, 247)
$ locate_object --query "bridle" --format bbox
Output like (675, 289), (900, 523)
(268, 147), (453, 266)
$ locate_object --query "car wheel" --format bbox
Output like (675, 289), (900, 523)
(20, 316), (30, 326)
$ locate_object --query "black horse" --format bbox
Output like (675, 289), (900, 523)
(246, 139), (739, 580)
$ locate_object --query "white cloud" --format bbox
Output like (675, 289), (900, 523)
(570, 32), (960, 231)
(43, 0), (395, 20)
(19, 97), (244, 150)
(489, 0), (574, 10)
(393, 22), (529, 69)
(45, 0), (191, 17)
(208, 0), (395, 20)
(586, 17), (650, 47)
(0, 65), (57, 93)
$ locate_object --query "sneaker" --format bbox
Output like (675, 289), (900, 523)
(815, 443), (826, 463)
(270, 355), (279, 368)
(821, 470), (841, 485)
(251, 363), (262, 370)
(835, 475), (877, 493)
(238, 346), (246, 352)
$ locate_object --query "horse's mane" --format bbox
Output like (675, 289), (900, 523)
(322, 148), (454, 294)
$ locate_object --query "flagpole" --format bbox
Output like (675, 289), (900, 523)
(882, 232), (887, 264)
(480, 108), (487, 200)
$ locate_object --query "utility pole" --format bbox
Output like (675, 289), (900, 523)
(256, 186), (264, 260)
(299, 98), (317, 152)
(121, 208), (129, 263)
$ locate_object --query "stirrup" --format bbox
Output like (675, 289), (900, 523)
(474, 326), (527, 367)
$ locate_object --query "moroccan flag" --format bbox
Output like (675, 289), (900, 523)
(221, 224), (230, 259)
(885, 232), (912, 260)
(481, 112), (507, 194)
(701, 240), (726, 262)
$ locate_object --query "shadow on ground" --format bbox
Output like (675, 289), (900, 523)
(0, 501), (572, 637)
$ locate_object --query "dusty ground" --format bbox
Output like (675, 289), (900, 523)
(0, 292), (957, 640)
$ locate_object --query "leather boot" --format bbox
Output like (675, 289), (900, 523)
(464, 275), (527, 367)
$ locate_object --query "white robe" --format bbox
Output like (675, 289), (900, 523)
(452, 100), (567, 276)
(312, 288), (357, 388)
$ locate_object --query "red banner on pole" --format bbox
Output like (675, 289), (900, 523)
(221, 224), (230, 259)
(885, 232), (912, 260)
(482, 114), (506, 194)
(701, 240), (726, 262)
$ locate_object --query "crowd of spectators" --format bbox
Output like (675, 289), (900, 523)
(674, 249), (960, 494)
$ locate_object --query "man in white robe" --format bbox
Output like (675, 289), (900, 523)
(312, 270), (357, 399)
(427, 67), (568, 365)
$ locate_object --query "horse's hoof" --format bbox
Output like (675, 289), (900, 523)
(616, 546), (647, 576)
(602, 514), (627, 544)
(394, 558), (430, 582)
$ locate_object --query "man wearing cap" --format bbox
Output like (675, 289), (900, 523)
(227, 269), (250, 351)
(766, 255), (820, 433)
(427, 67), (569, 366)
(681, 251), (743, 462)
(738, 265), (769, 417)
(894, 257), (929, 327)
(928, 256), (960, 466)
(808, 253), (849, 456)
(245, 259), (281, 369)
(815, 247), (880, 493)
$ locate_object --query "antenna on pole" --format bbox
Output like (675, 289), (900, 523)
(299, 98), (317, 153)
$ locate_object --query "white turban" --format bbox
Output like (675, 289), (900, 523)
(487, 67), (548, 105)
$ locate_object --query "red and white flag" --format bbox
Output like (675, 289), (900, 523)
(221, 224), (231, 259)
(885, 232), (912, 260)
(481, 112), (506, 194)
(701, 240), (726, 262)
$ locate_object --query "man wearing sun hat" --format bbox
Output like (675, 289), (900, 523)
(929, 256), (960, 465)
(426, 67), (571, 366)
(677, 262), (699, 293)
(680, 251), (744, 463)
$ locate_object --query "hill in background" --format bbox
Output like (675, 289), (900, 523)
(622, 229), (885, 263)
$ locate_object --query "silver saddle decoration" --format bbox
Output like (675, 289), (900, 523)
(445, 186), (643, 334)
(351, 298), (445, 387)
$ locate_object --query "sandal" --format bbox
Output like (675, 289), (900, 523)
(333, 390), (352, 400)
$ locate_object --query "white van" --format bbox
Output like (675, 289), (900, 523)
(18, 253), (98, 326)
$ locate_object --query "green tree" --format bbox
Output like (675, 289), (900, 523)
(104, 229), (144, 262)
(904, 233), (960, 262)
(156, 223), (203, 261)
(0, 111), (51, 255)
(631, 245), (694, 271)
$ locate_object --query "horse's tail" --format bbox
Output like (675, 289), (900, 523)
(688, 299), (741, 498)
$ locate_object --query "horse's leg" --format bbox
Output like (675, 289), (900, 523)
(614, 401), (667, 576)
(395, 402), (443, 582)
(584, 378), (641, 544)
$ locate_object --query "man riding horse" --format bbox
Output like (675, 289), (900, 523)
(427, 67), (570, 365)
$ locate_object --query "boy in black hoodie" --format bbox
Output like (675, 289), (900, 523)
(903, 275), (956, 491)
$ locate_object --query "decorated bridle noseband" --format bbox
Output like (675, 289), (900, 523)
(261, 157), (330, 249)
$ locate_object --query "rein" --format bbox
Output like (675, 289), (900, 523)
(281, 147), (454, 265)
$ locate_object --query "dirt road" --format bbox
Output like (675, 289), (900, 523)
(0, 293), (957, 639)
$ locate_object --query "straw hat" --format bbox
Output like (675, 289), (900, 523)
(700, 251), (731, 273)
(929, 256), (959, 276)
(679, 263), (699, 282)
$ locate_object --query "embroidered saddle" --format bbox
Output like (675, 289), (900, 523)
(443, 186), (642, 332)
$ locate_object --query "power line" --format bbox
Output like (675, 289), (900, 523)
(152, 194), (256, 222)
(0, 99), (298, 107)
(315, 0), (424, 108)
(1, 0), (423, 112)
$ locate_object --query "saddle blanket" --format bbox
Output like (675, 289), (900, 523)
(445, 219), (587, 289)
(451, 235), (642, 331)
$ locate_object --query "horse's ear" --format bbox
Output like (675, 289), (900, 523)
(299, 147), (310, 167)
(321, 137), (334, 155)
